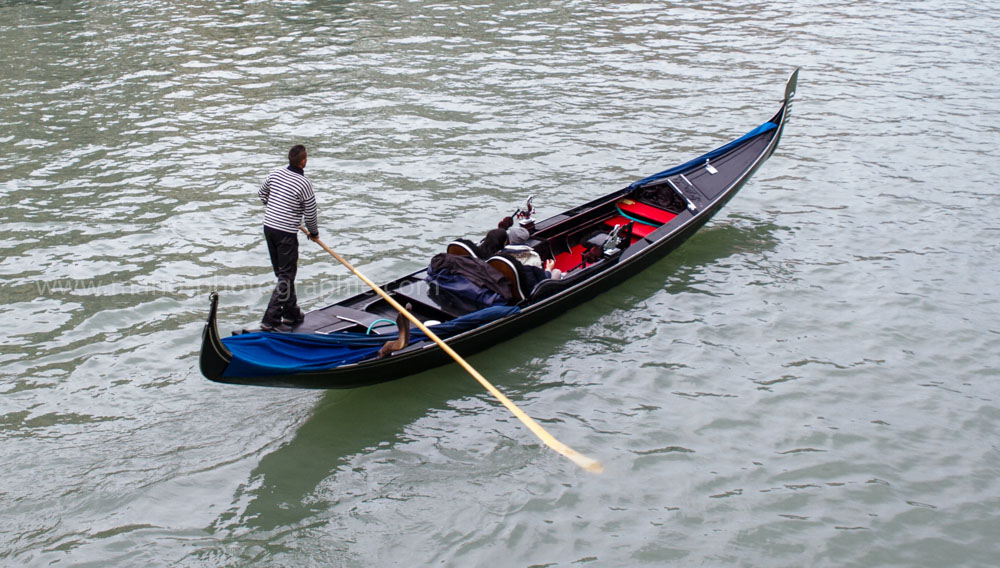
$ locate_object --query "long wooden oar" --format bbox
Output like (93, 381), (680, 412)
(301, 227), (602, 473)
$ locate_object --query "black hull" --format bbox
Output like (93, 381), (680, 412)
(201, 70), (798, 389)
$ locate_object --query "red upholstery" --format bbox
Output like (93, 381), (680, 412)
(618, 199), (677, 225)
(552, 244), (587, 273)
(604, 216), (656, 238)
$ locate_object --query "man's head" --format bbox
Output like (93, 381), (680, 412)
(288, 145), (308, 168)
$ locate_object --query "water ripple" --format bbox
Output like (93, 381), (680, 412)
(3, 0), (1000, 566)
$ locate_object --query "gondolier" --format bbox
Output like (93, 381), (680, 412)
(258, 144), (319, 332)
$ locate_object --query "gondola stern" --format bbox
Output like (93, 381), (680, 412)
(199, 291), (233, 381)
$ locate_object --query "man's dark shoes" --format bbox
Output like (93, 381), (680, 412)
(283, 308), (305, 326)
(260, 320), (292, 333)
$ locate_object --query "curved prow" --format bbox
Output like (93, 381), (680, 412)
(766, 67), (800, 159)
(199, 291), (232, 381)
(780, 67), (800, 129)
(784, 67), (799, 104)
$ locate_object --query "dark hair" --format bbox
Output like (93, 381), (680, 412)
(478, 228), (508, 258)
(288, 145), (307, 166)
(498, 216), (514, 230)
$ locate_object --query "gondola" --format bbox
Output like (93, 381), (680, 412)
(200, 68), (799, 389)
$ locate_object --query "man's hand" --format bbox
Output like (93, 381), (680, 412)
(309, 231), (320, 242)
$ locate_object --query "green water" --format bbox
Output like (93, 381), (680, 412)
(2, 1), (999, 566)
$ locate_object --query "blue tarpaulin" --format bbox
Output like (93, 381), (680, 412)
(425, 266), (507, 308)
(221, 305), (520, 378)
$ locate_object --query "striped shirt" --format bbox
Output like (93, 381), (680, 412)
(258, 166), (318, 235)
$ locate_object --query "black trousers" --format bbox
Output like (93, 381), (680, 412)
(263, 226), (300, 324)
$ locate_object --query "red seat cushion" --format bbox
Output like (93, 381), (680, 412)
(552, 244), (588, 272)
(604, 215), (657, 238)
(618, 199), (677, 225)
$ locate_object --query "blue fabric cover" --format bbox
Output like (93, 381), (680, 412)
(425, 266), (507, 308)
(629, 122), (777, 189)
(221, 305), (520, 378)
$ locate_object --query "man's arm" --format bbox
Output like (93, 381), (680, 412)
(258, 175), (270, 205)
(302, 181), (319, 237)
